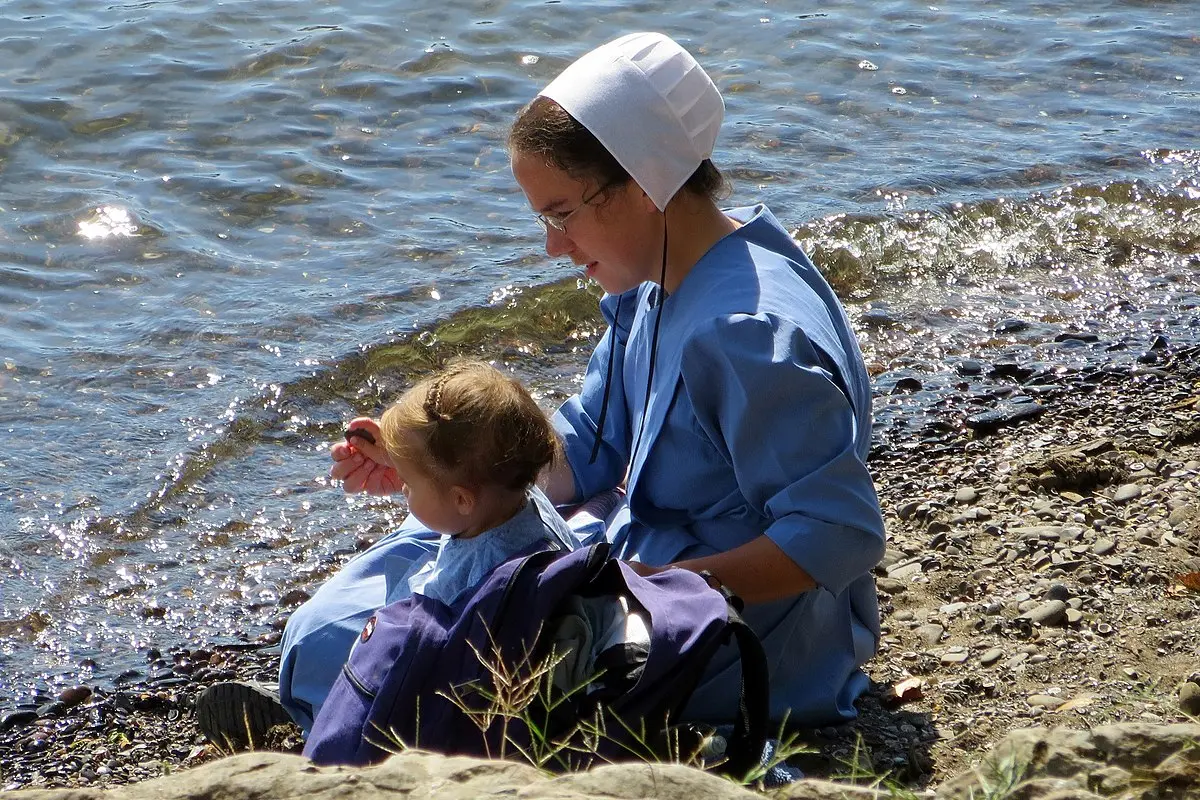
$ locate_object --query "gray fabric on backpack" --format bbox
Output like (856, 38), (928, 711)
(549, 594), (650, 697)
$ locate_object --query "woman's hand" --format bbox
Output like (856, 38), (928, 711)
(624, 561), (666, 578)
(329, 417), (404, 495)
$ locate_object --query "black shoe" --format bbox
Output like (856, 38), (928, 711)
(195, 681), (292, 752)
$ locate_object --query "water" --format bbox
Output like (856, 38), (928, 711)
(1, 0), (1197, 701)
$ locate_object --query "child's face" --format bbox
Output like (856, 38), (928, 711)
(388, 435), (467, 536)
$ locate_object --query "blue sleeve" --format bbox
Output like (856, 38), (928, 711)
(552, 288), (640, 502)
(681, 313), (885, 596)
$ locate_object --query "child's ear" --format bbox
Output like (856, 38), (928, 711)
(451, 486), (476, 517)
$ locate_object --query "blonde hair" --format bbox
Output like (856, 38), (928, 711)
(380, 361), (560, 491)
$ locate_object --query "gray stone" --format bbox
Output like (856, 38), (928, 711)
(1020, 600), (1068, 626)
(938, 723), (1200, 800)
(1093, 538), (1117, 555)
(1113, 483), (1143, 503)
(887, 561), (923, 581)
(917, 624), (945, 648)
(980, 647), (1005, 666)
(940, 650), (969, 665)
(875, 577), (907, 595)
(954, 487), (978, 504)
(1168, 504), (1196, 529)
(1180, 681), (1200, 716)
(1027, 694), (1065, 709)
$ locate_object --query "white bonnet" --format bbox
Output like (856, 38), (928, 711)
(540, 32), (724, 211)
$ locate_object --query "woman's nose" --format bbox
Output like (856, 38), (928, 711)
(544, 225), (572, 258)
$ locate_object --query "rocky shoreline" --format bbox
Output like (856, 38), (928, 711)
(2, 338), (1198, 796)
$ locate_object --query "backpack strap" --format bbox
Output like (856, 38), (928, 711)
(716, 604), (772, 778)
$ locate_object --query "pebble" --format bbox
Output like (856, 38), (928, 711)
(955, 487), (978, 504)
(1027, 694), (1065, 709)
(917, 624), (945, 647)
(980, 648), (1005, 666)
(940, 648), (969, 665)
(1113, 484), (1143, 503)
(58, 687), (92, 707)
(1006, 652), (1030, 670)
(888, 561), (923, 580)
(876, 577), (908, 595)
(1092, 538), (1117, 555)
(0, 710), (38, 732)
(1044, 583), (1071, 602)
(965, 402), (1046, 434)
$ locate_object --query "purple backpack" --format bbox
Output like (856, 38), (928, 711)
(303, 542), (769, 774)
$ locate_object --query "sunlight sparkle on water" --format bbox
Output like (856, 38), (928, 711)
(77, 206), (138, 240)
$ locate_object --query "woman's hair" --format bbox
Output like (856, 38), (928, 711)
(380, 361), (560, 492)
(508, 96), (727, 202)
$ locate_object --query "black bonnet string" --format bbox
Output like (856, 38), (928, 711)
(587, 295), (621, 465)
(628, 211), (669, 466)
(587, 209), (669, 467)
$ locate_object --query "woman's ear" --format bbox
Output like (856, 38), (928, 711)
(637, 185), (660, 214)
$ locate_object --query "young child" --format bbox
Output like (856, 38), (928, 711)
(373, 360), (577, 606)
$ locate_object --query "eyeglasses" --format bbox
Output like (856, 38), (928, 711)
(535, 180), (618, 233)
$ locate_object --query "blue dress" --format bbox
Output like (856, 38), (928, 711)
(555, 205), (885, 724)
(279, 204), (884, 731)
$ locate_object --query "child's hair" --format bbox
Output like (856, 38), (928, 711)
(379, 361), (560, 492)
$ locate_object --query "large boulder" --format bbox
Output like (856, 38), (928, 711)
(8, 723), (1200, 800)
(7, 749), (760, 800)
(935, 723), (1200, 800)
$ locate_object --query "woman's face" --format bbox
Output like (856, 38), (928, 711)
(511, 150), (661, 296)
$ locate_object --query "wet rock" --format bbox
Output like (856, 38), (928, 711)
(965, 401), (1046, 435)
(988, 362), (1036, 381)
(58, 686), (92, 707)
(1055, 331), (1101, 343)
(0, 710), (38, 732)
(278, 589), (311, 608)
(995, 319), (1031, 335)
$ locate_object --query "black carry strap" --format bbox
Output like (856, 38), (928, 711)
(717, 605), (772, 778)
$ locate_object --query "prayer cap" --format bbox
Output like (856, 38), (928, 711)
(540, 32), (724, 211)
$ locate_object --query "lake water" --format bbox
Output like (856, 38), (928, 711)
(1, 0), (1198, 702)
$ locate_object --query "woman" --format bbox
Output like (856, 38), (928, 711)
(210, 32), (884, 742)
